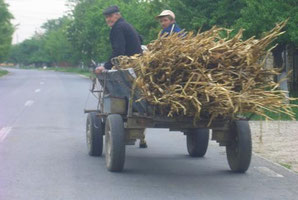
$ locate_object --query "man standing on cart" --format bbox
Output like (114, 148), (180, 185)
(95, 5), (148, 148)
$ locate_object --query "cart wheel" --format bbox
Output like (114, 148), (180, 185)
(105, 114), (126, 172)
(86, 112), (103, 156)
(226, 120), (252, 173)
(186, 128), (209, 157)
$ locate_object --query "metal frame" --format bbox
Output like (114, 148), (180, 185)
(84, 69), (252, 173)
(84, 70), (243, 146)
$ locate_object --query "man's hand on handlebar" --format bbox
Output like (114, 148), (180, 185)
(95, 66), (106, 74)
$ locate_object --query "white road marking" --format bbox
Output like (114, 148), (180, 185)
(40, 81), (45, 85)
(253, 152), (296, 175)
(0, 127), (12, 142)
(35, 89), (41, 93)
(24, 100), (34, 107)
(255, 167), (284, 178)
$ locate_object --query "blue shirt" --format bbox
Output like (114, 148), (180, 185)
(161, 23), (182, 36)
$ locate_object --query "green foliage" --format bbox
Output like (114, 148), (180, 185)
(160, 0), (244, 31)
(9, 36), (50, 66)
(43, 18), (80, 65)
(235, 0), (298, 45)
(46, 66), (92, 77)
(66, 0), (113, 64)
(0, 0), (14, 62)
(279, 162), (292, 170)
(8, 0), (298, 68)
(67, 0), (160, 64)
(9, 17), (79, 66)
(162, 0), (297, 47)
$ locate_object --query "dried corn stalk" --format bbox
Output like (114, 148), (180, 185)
(115, 21), (297, 124)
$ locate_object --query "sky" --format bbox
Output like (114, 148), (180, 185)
(6, 0), (69, 44)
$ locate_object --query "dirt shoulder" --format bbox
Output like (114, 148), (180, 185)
(250, 121), (298, 173)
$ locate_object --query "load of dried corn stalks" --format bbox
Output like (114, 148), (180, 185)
(115, 21), (297, 124)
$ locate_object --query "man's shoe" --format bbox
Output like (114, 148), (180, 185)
(139, 142), (148, 148)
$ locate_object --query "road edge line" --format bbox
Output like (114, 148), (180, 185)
(78, 74), (89, 79)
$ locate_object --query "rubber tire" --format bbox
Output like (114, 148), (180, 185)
(226, 120), (252, 173)
(186, 129), (209, 157)
(86, 112), (103, 157)
(105, 114), (126, 172)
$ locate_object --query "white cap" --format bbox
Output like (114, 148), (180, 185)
(156, 10), (175, 19)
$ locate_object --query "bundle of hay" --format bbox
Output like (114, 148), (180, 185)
(115, 21), (296, 124)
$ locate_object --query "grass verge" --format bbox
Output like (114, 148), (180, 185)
(14, 66), (93, 78)
(279, 162), (292, 170)
(46, 67), (92, 77)
(0, 68), (8, 77)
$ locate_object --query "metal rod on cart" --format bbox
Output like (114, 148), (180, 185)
(127, 82), (136, 117)
(100, 72), (107, 113)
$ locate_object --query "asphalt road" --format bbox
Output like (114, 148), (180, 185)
(0, 68), (298, 200)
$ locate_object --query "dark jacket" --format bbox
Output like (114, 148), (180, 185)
(161, 23), (182, 36)
(104, 18), (142, 69)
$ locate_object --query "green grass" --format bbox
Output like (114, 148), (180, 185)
(0, 68), (8, 77)
(46, 67), (92, 77)
(17, 66), (36, 70)
(279, 163), (292, 170)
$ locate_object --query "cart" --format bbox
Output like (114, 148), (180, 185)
(84, 69), (252, 173)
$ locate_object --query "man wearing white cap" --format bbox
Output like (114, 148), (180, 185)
(156, 10), (182, 36)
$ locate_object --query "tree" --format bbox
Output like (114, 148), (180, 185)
(0, 0), (14, 62)
(156, 0), (298, 69)
(9, 0), (298, 70)
(9, 16), (80, 67)
(43, 17), (80, 66)
(235, 0), (298, 68)
(66, 0), (161, 65)
(158, 0), (244, 32)
(9, 36), (50, 66)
